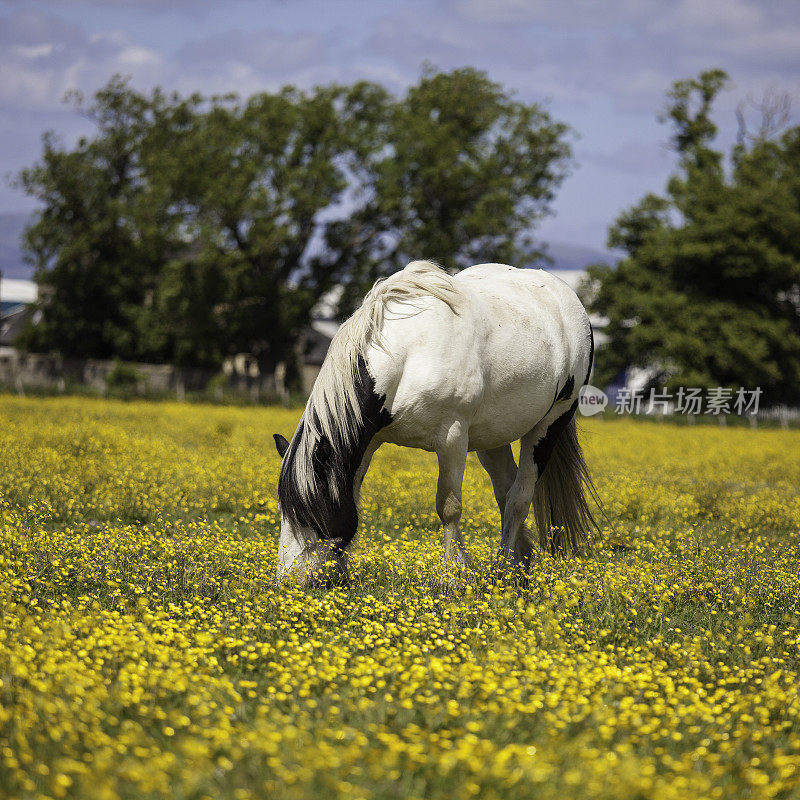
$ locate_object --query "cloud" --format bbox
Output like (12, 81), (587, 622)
(446, 0), (800, 112)
(451, 0), (648, 26)
(362, 5), (670, 114)
(1, 0), (223, 11)
(0, 9), (163, 111)
(170, 28), (330, 96)
(0, 7), (80, 46)
(2, 0), (800, 246)
(648, 0), (764, 35)
(582, 140), (673, 176)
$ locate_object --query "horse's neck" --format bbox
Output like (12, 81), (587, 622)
(348, 361), (391, 481)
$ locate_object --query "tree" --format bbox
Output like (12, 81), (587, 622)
(18, 79), (389, 372)
(325, 66), (573, 314)
(140, 81), (391, 372)
(586, 70), (800, 405)
(18, 69), (573, 378)
(16, 78), (177, 360)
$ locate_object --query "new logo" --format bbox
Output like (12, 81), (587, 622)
(578, 385), (608, 416)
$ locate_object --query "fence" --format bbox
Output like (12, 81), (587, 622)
(0, 348), (290, 402)
(590, 404), (798, 429)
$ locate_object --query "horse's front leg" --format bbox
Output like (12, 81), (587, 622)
(435, 420), (471, 581)
(354, 439), (381, 507)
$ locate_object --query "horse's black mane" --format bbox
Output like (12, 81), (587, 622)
(278, 356), (391, 547)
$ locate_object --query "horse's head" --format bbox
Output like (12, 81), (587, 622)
(273, 430), (352, 587)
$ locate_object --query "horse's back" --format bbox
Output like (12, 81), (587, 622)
(369, 263), (591, 451)
(456, 262), (582, 313)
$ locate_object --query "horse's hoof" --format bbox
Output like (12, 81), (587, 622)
(489, 560), (513, 586)
(490, 560), (529, 588)
(434, 575), (464, 593)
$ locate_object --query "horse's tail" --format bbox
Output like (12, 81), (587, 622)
(531, 416), (599, 556)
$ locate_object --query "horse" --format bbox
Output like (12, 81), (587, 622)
(273, 260), (598, 586)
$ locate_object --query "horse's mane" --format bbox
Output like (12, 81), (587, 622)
(280, 260), (461, 540)
(305, 260), (459, 463)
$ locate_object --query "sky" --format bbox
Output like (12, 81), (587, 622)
(1, 0), (799, 254)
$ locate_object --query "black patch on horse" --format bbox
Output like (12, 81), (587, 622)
(584, 324), (594, 385)
(278, 357), (392, 547)
(556, 375), (575, 402)
(533, 399), (578, 477)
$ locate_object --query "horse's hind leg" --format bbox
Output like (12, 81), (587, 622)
(435, 421), (471, 576)
(477, 445), (517, 516)
(492, 425), (553, 581)
(477, 445), (534, 570)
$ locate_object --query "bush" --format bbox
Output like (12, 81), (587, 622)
(105, 359), (142, 390)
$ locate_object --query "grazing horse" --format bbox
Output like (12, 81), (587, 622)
(273, 260), (597, 585)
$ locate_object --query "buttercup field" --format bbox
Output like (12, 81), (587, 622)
(2, 0), (800, 797)
(1, 397), (799, 799)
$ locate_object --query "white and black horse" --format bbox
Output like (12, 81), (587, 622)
(273, 260), (597, 585)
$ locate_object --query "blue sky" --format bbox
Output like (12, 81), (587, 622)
(2, 0), (799, 253)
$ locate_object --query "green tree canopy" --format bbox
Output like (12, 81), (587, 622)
(328, 66), (573, 313)
(18, 68), (572, 377)
(586, 69), (800, 405)
(18, 78), (390, 372)
(16, 78), (174, 359)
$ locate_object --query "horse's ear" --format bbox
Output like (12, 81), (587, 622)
(273, 433), (290, 459)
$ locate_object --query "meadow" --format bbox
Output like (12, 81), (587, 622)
(1, 396), (799, 800)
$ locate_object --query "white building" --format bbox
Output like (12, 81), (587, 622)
(0, 277), (36, 313)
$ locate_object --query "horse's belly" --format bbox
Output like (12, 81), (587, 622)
(464, 347), (569, 449)
(377, 383), (554, 451)
(376, 355), (559, 452)
(466, 385), (556, 450)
